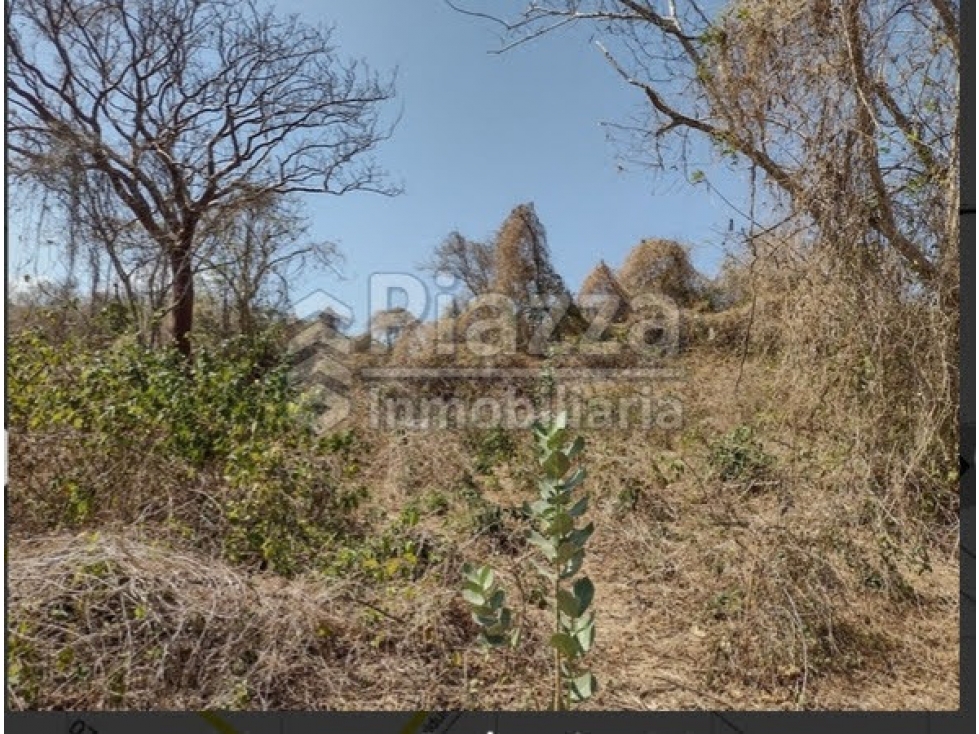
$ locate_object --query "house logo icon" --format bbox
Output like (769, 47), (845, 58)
(289, 289), (356, 431)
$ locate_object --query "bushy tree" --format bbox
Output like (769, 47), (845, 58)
(578, 260), (632, 322)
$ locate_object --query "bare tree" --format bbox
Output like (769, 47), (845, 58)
(370, 307), (418, 349)
(450, 0), (959, 302)
(425, 205), (575, 327)
(75, 171), (173, 341)
(12, 160), (174, 343)
(199, 195), (340, 336)
(423, 231), (496, 299)
(7, 0), (398, 359)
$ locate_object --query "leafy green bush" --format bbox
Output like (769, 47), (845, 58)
(8, 330), (293, 461)
(325, 510), (438, 583)
(7, 329), (357, 575)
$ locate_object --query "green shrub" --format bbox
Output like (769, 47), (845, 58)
(7, 329), (357, 576)
(8, 330), (295, 463)
(466, 427), (516, 475)
(324, 515), (439, 583)
(708, 425), (774, 483)
(421, 489), (450, 515)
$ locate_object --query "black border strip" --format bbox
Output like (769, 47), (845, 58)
(0, 710), (967, 733)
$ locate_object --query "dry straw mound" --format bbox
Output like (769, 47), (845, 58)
(578, 260), (632, 323)
(7, 532), (351, 708)
(618, 239), (701, 308)
(5, 531), (493, 710)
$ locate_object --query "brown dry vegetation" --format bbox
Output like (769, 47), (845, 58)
(5, 0), (960, 713)
(6, 234), (959, 711)
(619, 239), (703, 310)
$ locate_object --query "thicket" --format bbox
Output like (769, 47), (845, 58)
(7, 326), (364, 576)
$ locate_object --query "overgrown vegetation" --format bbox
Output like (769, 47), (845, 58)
(4, 0), (960, 714)
(7, 328), (363, 576)
(6, 245), (961, 710)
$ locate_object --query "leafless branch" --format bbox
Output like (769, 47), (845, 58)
(8, 0), (399, 357)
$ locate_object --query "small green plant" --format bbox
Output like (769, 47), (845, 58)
(455, 472), (513, 544)
(460, 412), (597, 709)
(709, 588), (744, 620)
(708, 425), (774, 483)
(534, 362), (557, 408)
(467, 427), (515, 475)
(320, 428), (358, 455)
(421, 489), (450, 515)
(614, 480), (641, 514)
(60, 478), (94, 525)
(461, 564), (518, 648)
(324, 518), (436, 583)
(399, 504), (421, 528)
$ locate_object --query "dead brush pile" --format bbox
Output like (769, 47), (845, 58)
(618, 238), (701, 309)
(7, 532), (351, 709)
(6, 429), (218, 539)
(758, 243), (958, 541)
(6, 531), (498, 710)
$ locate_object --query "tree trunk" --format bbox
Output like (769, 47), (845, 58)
(170, 238), (195, 361)
(237, 297), (255, 336)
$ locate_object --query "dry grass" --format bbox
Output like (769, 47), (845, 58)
(8, 386), (957, 710)
(6, 238), (960, 711)
(7, 531), (486, 710)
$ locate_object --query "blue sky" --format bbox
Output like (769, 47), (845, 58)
(273, 0), (753, 325)
(9, 0), (754, 328)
